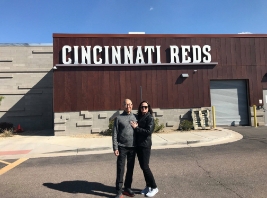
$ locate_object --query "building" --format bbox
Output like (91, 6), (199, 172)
(0, 44), (53, 131)
(0, 34), (267, 135)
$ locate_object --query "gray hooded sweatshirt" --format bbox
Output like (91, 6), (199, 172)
(112, 111), (137, 151)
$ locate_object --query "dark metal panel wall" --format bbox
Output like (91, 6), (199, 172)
(53, 35), (267, 112)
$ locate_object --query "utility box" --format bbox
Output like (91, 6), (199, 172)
(191, 107), (212, 129)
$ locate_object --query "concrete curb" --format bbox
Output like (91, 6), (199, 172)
(0, 128), (243, 159)
(39, 129), (243, 158)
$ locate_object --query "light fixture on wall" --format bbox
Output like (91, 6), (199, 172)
(53, 66), (57, 70)
(181, 73), (189, 78)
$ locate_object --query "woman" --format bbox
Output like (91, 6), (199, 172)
(130, 101), (158, 197)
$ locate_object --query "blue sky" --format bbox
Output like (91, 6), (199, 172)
(0, 0), (266, 43)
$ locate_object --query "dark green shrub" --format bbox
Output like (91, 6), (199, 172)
(0, 122), (14, 133)
(154, 118), (165, 133)
(179, 120), (193, 131)
(0, 96), (4, 104)
(100, 120), (114, 136)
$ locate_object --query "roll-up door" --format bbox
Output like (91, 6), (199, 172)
(210, 80), (249, 126)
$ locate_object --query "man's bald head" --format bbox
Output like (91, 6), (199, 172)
(123, 99), (133, 114)
(123, 99), (132, 105)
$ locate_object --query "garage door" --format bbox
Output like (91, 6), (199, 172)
(210, 80), (249, 126)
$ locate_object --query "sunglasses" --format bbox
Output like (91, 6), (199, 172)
(141, 106), (148, 109)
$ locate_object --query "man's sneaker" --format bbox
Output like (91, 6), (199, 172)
(114, 193), (124, 198)
(140, 186), (150, 195)
(122, 188), (135, 197)
(146, 188), (159, 197)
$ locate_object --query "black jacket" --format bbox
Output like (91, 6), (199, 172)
(134, 112), (155, 147)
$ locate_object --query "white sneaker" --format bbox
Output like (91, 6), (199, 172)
(141, 186), (150, 195)
(146, 188), (158, 197)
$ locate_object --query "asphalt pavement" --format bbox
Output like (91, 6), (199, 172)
(0, 127), (244, 160)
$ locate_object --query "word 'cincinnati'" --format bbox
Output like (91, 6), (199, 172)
(62, 45), (211, 64)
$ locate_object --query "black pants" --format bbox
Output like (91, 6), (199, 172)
(116, 146), (136, 193)
(136, 146), (157, 188)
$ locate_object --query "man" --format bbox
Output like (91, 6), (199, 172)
(112, 99), (137, 198)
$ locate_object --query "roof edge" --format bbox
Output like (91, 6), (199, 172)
(0, 43), (53, 46)
(53, 33), (267, 38)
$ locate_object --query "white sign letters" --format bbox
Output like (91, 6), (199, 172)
(61, 45), (212, 65)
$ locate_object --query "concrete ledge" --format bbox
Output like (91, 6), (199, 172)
(80, 111), (88, 115)
(155, 111), (163, 117)
(84, 113), (93, 119)
(76, 121), (93, 127)
(153, 109), (164, 117)
(0, 74), (13, 78)
(0, 60), (12, 62)
(54, 119), (66, 124)
(18, 85), (33, 89)
(0, 107), (25, 112)
(92, 128), (101, 133)
(99, 113), (107, 118)
(80, 111), (93, 119)
(251, 113), (264, 117)
(0, 90), (43, 95)
(18, 85), (53, 89)
(54, 126), (66, 131)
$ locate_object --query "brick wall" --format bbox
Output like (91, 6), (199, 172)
(54, 108), (191, 136)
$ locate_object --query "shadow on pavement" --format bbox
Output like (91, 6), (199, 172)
(43, 180), (115, 197)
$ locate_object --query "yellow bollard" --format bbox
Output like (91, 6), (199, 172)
(253, 105), (257, 128)
(212, 106), (216, 129)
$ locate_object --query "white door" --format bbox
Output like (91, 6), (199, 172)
(210, 80), (249, 126)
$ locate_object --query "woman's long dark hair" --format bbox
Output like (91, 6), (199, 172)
(137, 101), (153, 118)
